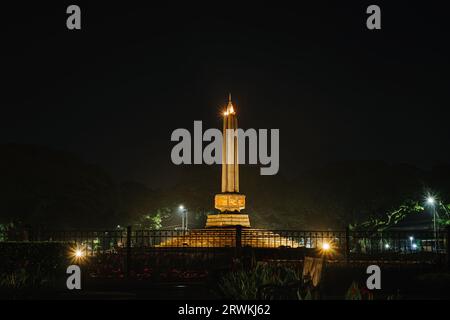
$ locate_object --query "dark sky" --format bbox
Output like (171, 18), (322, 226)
(1, 1), (449, 188)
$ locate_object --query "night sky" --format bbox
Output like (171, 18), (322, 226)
(1, 1), (449, 188)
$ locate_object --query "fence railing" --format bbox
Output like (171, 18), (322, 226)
(1, 226), (449, 263)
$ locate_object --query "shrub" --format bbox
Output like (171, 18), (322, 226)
(0, 242), (70, 290)
(345, 281), (373, 300)
(219, 262), (304, 300)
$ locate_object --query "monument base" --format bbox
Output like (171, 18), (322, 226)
(214, 193), (246, 212)
(205, 214), (251, 228)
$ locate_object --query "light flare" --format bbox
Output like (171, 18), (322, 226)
(69, 244), (87, 263)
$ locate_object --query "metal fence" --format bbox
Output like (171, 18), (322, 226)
(1, 226), (449, 263)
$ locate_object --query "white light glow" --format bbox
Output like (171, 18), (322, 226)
(75, 250), (83, 258)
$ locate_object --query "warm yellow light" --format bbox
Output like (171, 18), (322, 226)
(75, 250), (84, 258)
(322, 242), (331, 251)
(224, 111), (229, 117)
(229, 106), (234, 114)
(70, 245), (87, 263)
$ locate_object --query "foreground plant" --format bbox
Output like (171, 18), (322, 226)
(219, 262), (315, 300)
(345, 281), (374, 300)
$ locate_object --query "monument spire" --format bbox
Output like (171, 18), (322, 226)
(206, 94), (250, 228)
(221, 94), (238, 193)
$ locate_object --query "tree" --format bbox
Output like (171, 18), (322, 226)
(134, 208), (171, 230)
(351, 200), (424, 231)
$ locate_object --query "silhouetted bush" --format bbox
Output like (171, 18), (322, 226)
(0, 242), (69, 289)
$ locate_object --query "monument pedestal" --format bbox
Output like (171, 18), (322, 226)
(214, 193), (246, 212)
(205, 213), (251, 228)
(206, 193), (250, 228)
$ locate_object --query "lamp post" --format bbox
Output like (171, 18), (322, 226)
(426, 196), (438, 252)
(179, 205), (188, 231)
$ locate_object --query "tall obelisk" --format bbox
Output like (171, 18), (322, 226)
(222, 93), (239, 194)
(205, 94), (250, 228)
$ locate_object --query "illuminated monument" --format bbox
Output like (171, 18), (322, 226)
(206, 94), (251, 228)
(159, 95), (300, 248)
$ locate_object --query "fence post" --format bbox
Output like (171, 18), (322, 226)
(345, 226), (351, 264)
(446, 225), (450, 270)
(126, 225), (132, 279)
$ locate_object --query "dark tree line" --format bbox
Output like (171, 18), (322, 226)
(1, 144), (449, 230)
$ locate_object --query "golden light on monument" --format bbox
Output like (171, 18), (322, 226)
(206, 94), (250, 228)
(158, 94), (302, 248)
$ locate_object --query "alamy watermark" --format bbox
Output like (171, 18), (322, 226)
(66, 5), (81, 30)
(66, 5), (380, 31)
(170, 121), (280, 176)
(66, 265), (81, 290)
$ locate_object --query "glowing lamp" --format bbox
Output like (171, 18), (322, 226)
(75, 250), (84, 258)
(70, 245), (87, 263)
(426, 196), (435, 205)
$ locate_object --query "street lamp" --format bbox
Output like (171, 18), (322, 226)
(179, 205), (188, 231)
(70, 245), (86, 263)
(425, 195), (438, 252)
